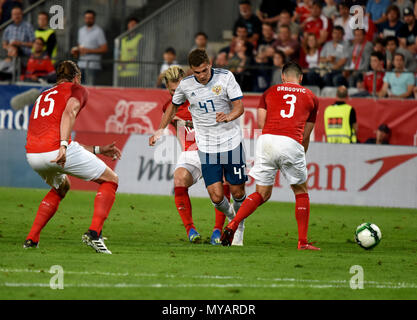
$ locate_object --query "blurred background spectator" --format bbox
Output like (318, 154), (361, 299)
(377, 5), (404, 38)
(71, 10), (108, 86)
(385, 35), (416, 72)
(300, 32), (322, 86)
(22, 37), (55, 83)
(398, 7), (417, 54)
(0, 0), (23, 24)
(365, 123), (391, 144)
(366, 0), (391, 26)
(352, 51), (386, 97)
(347, 28), (374, 87)
(118, 17), (142, 79)
(324, 86), (358, 144)
(2, 6), (34, 57)
(270, 49), (286, 85)
(322, 0), (338, 21)
(256, 0), (295, 28)
(273, 24), (299, 61)
(35, 11), (57, 64)
(0, 43), (20, 80)
(257, 22), (276, 58)
(233, 0), (262, 47)
(156, 47), (179, 88)
(379, 52), (415, 98)
(277, 9), (301, 41)
(319, 26), (349, 87)
(190, 32), (216, 64)
(302, 0), (332, 47)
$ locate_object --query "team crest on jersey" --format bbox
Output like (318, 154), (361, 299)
(212, 85), (222, 95)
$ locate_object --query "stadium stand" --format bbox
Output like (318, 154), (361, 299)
(0, 0), (415, 96)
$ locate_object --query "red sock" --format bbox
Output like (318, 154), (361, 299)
(89, 182), (118, 234)
(174, 187), (195, 235)
(214, 184), (230, 231)
(295, 193), (310, 245)
(228, 192), (264, 231)
(27, 189), (62, 243)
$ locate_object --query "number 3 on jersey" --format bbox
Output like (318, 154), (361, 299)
(33, 90), (59, 119)
(280, 94), (296, 118)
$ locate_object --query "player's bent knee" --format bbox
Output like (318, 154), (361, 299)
(209, 191), (224, 204)
(173, 168), (193, 187)
(96, 168), (119, 185)
(261, 192), (271, 202)
(56, 178), (70, 198)
(291, 183), (308, 195)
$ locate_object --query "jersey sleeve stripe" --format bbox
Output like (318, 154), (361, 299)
(230, 96), (243, 102)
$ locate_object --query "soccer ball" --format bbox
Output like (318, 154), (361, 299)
(355, 223), (382, 250)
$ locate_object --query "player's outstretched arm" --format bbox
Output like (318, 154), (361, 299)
(80, 142), (121, 161)
(50, 97), (81, 168)
(216, 99), (244, 123)
(149, 103), (179, 146)
(302, 122), (315, 153)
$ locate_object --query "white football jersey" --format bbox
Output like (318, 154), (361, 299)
(172, 68), (243, 153)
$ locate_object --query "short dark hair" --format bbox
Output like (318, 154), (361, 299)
(279, 24), (291, 31)
(370, 51), (384, 61)
(338, 1), (349, 9)
(353, 28), (366, 35)
(374, 37), (386, 47)
(333, 25), (345, 35)
(279, 9), (292, 17)
(164, 47), (176, 55)
(56, 60), (81, 83)
(195, 32), (208, 39)
(394, 52), (405, 61)
(312, 0), (323, 9)
(274, 49), (287, 63)
(282, 61), (302, 77)
(84, 10), (96, 17)
(127, 17), (138, 24)
(239, 0), (251, 5)
(386, 36), (399, 47)
(378, 124), (390, 134)
(38, 11), (49, 18)
(386, 4), (400, 16)
(188, 48), (210, 67)
(235, 23), (248, 31)
(34, 37), (45, 45)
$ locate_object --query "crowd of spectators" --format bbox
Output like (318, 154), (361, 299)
(1, 0), (417, 100)
(161, 0), (417, 99)
(1, 5), (57, 83)
(0, 4), (108, 85)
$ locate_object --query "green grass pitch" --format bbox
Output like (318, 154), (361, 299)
(0, 186), (416, 300)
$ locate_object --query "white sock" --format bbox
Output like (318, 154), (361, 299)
(213, 197), (235, 220)
(232, 194), (246, 214)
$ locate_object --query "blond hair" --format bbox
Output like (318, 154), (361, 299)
(162, 65), (185, 85)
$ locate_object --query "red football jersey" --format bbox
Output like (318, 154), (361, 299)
(258, 83), (319, 145)
(26, 82), (89, 153)
(162, 100), (197, 151)
(363, 71), (385, 95)
(303, 15), (332, 41)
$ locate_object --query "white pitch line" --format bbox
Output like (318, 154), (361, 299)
(0, 282), (345, 289)
(1, 268), (417, 289)
(2, 282), (417, 289)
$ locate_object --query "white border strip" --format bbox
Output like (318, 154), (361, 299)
(1, 268), (416, 289)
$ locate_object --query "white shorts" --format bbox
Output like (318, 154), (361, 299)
(249, 134), (307, 186)
(175, 150), (202, 185)
(26, 141), (107, 189)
